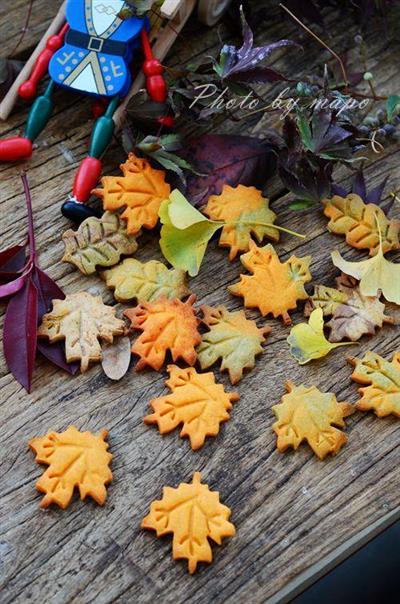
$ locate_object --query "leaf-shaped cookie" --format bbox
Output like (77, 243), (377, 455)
(144, 365), (239, 449)
(197, 305), (271, 384)
(29, 426), (112, 508)
(306, 278), (394, 342)
(103, 258), (190, 303)
(125, 295), (201, 371)
(287, 308), (354, 364)
(323, 193), (400, 255)
(272, 381), (353, 459)
(142, 472), (235, 573)
(204, 185), (279, 260)
(92, 153), (171, 235)
(349, 351), (400, 417)
(38, 292), (125, 372)
(229, 242), (312, 324)
(62, 211), (138, 275)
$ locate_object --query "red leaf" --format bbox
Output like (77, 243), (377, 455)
(3, 277), (38, 392)
(0, 245), (27, 284)
(180, 134), (277, 207)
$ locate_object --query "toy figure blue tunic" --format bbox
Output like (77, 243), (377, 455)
(0, 0), (168, 222)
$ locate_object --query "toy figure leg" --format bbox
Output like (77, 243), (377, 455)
(62, 96), (120, 222)
(0, 81), (55, 162)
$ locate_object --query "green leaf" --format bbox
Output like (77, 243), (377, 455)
(159, 190), (222, 276)
(296, 113), (313, 151)
(287, 308), (354, 365)
(386, 95), (400, 122)
(289, 199), (316, 210)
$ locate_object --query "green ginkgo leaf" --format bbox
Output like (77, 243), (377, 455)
(287, 308), (355, 365)
(159, 190), (222, 277)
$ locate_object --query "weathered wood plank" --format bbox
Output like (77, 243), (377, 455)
(0, 2), (399, 604)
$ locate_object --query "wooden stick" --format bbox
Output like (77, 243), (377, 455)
(113, 0), (196, 130)
(0, 0), (67, 121)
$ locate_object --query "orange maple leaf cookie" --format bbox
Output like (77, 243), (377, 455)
(125, 294), (201, 371)
(144, 365), (240, 449)
(142, 472), (235, 573)
(272, 382), (353, 459)
(29, 426), (112, 509)
(92, 153), (171, 235)
(204, 184), (279, 260)
(349, 351), (400, 418)
(229, 242), (312, 325)
(323, 193), (400, 256)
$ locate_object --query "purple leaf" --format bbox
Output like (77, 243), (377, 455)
(180, 134), (277, 207)
(0, 275), (27, 298)
(32, 267), (79, 375)
(3, 277), (38, 393)
(331, 183), (348, 197)
(353, 171), (367, 199)
(0, 244), (26, 271)
(367, 177), (388, 205)
(228, 67), (289, 84)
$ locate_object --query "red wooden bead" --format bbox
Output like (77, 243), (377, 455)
(0, 137), (33, 161)
(143, 59), (164, 76)
(72, 157), (102, 204)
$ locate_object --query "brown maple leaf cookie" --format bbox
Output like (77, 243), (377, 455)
(144, 365), (240, 450)
(323, 193), (400, 256)
(229, 242), (312, 325)
(204, 184), (279, 260)
(92, 153), (171, 235)
(197, 305), (271, 384)
(348, 351), (400, 418)
(29, 426), (112, 509)
(142, 472), (235, 573)
(125, 294), (201, 371)
(38, 292), (125, 372)
(272, 381), (353, 459)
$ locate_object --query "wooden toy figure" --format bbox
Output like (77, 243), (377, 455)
(0, 0), (169, 221)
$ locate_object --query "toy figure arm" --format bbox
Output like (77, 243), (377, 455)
(19, 23), (69, 101)
(140, 29), (167, 103)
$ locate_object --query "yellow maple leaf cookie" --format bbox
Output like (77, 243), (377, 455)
(272, 382), (353, 459)
(37, 292), (125, 372)
(144, 365), (240, 449)
(349, 351), (400, 417)
(92, 153), (171, 235)
(142, 472), (235, 573)
(29, 426), (112, 509)
(323, 193), (400, 256)
(229, 242), (312, 325)
(125, 295), (201, 371)
(204, 184), (279, 260)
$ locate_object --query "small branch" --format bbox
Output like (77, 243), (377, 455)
(279, 3), (349, 89)
(21, 173), (36, 261)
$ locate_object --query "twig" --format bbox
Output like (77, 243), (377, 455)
(279, 3), (349, 89)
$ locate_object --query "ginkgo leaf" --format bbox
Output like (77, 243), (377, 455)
(349, 351), (400, 417)
(62, 211), (138, 275)
(38, 292), (125, 372)
(331, 240), (400, 305)
(305, 277), (394, 342)
(229, 242), (312, 324)
(125, 294), (201, 371)
(287, 308), (354, 364)
(144, 365), (240, 450)
(197, 305), (271, 384)
(92, 153), (171, 235)
(29, 426), (112, 508)
(102, 258), (190, 303)
(141, 471), (235, 573)
(323, 193), (400, 256)
(159, 190), (221, 277)
(272, 381), (353, 459)
(204, 184), (279, 260)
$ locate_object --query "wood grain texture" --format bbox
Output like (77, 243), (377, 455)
(1, 2), (400, 603)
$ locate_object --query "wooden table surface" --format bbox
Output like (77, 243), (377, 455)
(1, 2), (399, 603)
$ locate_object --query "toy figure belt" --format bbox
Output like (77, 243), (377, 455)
(66, 30), (127, 56)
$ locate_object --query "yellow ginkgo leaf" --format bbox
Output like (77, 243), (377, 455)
(287, 308), (355, 365)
